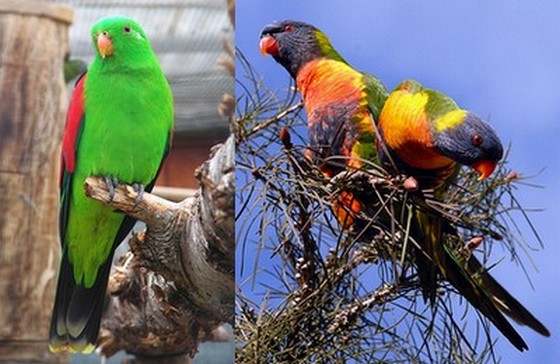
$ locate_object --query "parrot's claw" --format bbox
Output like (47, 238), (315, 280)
(103, 176), (119, 202)
(132, 183), (145, 208)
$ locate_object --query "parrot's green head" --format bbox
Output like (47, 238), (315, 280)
(260, 20), (346, 78)
(90, 16), (155, 68)
(434, 112), (504, 179)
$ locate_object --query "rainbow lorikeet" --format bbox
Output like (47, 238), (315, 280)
(260, 20), (388, 227)
(377, 79), (549, 350)
(49, 16), (173, 353)
(260, 20), (549, 351)
(377, 79), (503, 189)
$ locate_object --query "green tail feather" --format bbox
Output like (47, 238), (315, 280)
(411, 209), (441, 305)
(414, 208), (531, 351)
(467, 257), (550, 337)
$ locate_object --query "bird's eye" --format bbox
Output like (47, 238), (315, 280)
(123, 25), (131, 33)
(284, 24), (294, 32)
(472, 134), (483, 146)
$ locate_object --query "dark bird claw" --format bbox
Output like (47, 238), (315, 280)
(103, 176), (119, 202)
(132, 183), (145, 208)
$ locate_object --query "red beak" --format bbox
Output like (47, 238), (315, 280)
(259, 35), (278, 56)
(471, 160), (497, 180)
(97, 31), (113, 58)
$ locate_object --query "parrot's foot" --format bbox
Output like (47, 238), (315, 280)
(132, 183), (145, 208)
(103, 176), (119, 202)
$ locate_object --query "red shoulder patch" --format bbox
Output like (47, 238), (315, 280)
(60, 73), (86, 184)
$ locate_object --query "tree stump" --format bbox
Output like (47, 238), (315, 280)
(0, 1), (73, 362)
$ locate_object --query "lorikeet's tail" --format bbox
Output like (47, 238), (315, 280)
(466, 256), (550, 337)
(413, 209), (547, 351)
(411, 209), (441, 305)
(49, 249), (114, 353)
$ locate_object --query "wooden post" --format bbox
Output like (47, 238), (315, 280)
(0, 1), (73, 362)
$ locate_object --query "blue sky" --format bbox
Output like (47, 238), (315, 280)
(237, 1), (559, 362)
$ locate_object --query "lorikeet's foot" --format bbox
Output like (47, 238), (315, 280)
(103, 175), (119, 202)
(403, 176), (419, 192)
(132, 182), (145, 208)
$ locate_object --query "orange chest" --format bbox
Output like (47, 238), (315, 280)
(296, 59), (364, 110)
(393, 140), (454, 171)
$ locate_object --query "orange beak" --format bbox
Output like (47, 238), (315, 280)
(97, 31), (113, 58)
(259, 35), (278, 56)
(471, 160), (497, 180)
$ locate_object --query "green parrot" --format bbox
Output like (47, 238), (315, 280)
(377, 79), (550, 350)
(260, 20), (388, 227)
(49, 16), (173, 353)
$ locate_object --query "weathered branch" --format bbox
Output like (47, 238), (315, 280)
(87, 135), (234, 359)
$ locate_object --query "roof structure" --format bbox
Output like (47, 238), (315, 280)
(52, 0), (233, 135)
